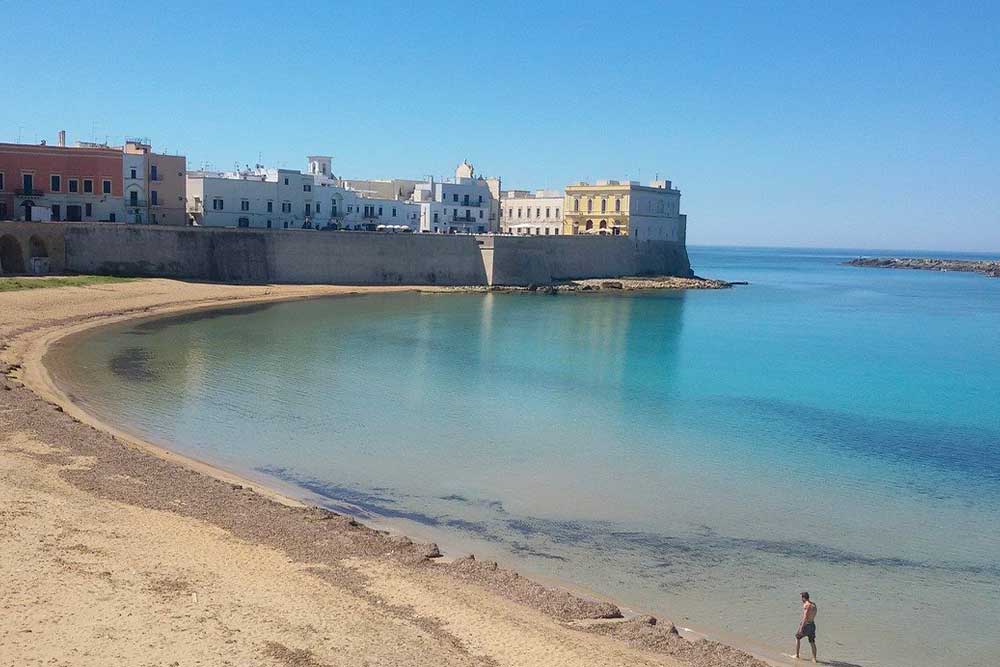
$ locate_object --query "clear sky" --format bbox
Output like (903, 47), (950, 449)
(5, 1), (998, 251)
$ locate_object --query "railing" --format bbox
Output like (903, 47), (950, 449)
(457, 199), (483, 207)
(127, 200), (149, 208)
(15, 188), (44, 197)
(451, 214), (474, 222)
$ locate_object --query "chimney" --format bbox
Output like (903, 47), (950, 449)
(58, 130), (66, 147)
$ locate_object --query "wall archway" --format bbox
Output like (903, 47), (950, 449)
(585, 220), (593, 231)
(29, 235), (48, 258)
(0, 235), (26, 274)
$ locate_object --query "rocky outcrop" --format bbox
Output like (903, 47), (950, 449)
(846, 257), (1000, 278)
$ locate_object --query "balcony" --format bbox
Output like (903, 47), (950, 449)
(456, 199), (483, 207)
(451, 214), (474, 223)
(15, 188), (44, 197)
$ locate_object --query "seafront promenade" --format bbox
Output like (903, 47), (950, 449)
(0, 279), (769, 667)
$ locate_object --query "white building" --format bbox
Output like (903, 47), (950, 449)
(187, 167), (314, 229)
(499, 189), (563, 236)
(187, 156), (421, 232)
(414, 161), (496, 234)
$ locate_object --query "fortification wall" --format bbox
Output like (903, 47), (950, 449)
(481, 235), (692, 286)
(0, 221), (691, 286)
(0, 221), (67, 274)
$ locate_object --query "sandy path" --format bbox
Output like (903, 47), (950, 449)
(0, 279), (767, 667)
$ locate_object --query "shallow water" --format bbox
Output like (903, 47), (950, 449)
(51, 247), (1000, 667)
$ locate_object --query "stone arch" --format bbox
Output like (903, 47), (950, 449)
(0, 235), (26, 274)
(585, 219), (593, 231)
(29, 235), (48, 258)
(599, 220), (607, 229)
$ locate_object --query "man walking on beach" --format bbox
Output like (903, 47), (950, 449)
(795, 591), (818, 662)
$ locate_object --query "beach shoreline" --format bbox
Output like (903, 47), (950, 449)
(1, 278), (777, 667)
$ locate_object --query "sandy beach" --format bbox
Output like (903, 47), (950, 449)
(1, 279), (770, 667)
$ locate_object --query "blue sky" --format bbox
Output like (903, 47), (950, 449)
(5, 1), (999, 251)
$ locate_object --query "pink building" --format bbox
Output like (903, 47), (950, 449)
(0, 135), (124, 222)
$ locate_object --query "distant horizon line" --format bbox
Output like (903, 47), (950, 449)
(687, 243), (1000, 256)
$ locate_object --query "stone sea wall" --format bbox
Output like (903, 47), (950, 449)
(0, 221), (692, 286)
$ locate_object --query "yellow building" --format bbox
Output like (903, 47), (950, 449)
(562, 179), (685, 242)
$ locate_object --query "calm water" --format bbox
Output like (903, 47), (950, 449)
(51, 247), (1000, 667)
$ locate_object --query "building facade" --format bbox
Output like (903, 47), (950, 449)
(499, 189), (563, 235)
(187, 168), (315, 229)
(414, 162), (496, 234)
(123, 141), (187, 226)
(0, 135), (124, 222)
(188, 156), (421, 232)
(562, 179), (685, 242)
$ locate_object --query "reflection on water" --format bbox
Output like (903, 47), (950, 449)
(50, 248), (1000, 667)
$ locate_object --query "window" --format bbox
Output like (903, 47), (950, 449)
(84, 179), (93, 193)
(238, 217), (250, 228)
(103, 179), (112, 194)
(130, 191), (139, 206)
(305, 203), (311, 215)
(284, 177), (289, 185)
(378, 206), (382, 216)
(304, 184), (311, 192)
(85, 203), (93, 217)
(213, 198), (224, 210)
(545, 207), (550, 218)
(615, 198), (621, 212)
(517, 208), (522, 218)
(316, 202), (320, 213)
(283, 221), (288, 229)
(573, 198), (579, 212)
(267, 201), (273, 213)
(109, 213), (116, 222)
(527, 208), (531, 218)
(479, 210), (483, 218)
(392, 208), (397, 217)
(452, 193), (458, 202)
(545, 228), (550, 235)
(0, 173), (4, 190)
(240, 199), (249, 211)
(69, 179), (78, 193)
(130, 168), (137, 179)
(266, 220), (272, 228)
(0, 203), (5, 218)
(536, 208), (541, 218)
(151, 190), (158, 205)
(282, 202), (291, 213)
(347, 206), (353, 213)
(478, 195), (483, 204)
(600, 199), (606, 213)
(554, 228), (559, 235)
(150, 165), (158, 180)
(23, 174), (34, 192)
(587, 200), (593, 213)
(555, 208), (560, 218)
(433, 212), (439, 223)
(535, 228), (540, 235)
(51, 204), (61, 221)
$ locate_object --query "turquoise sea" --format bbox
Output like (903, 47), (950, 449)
(50, 247), (1000, 667)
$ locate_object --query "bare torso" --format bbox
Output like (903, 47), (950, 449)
(802, 601), (817, 624)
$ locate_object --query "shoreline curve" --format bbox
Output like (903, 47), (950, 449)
(2, 278), (781, 667)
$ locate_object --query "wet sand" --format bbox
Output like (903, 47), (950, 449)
(1, 279), (771, 667)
